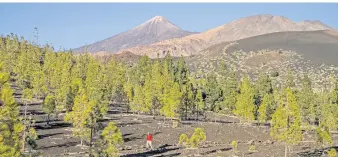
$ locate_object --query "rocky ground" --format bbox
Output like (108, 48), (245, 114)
(187, 46), (337, 92)
(21, 103), (337, 157)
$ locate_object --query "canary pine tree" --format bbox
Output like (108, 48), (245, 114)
(329, 75), (338, 105)
(176, 57), (193, 120)
(204, 72), (223, 112)
(83, 57), (109, 154)
(315, 123), (333, 147)
(270, 88), (302, 157)
(150, 60), (163, 116)
(42, 93), (56, 126)
(104, 56), (126, 104)
(285, 68), (295, 89)
(0, 63), (24, 157)
(258, 93), (272, 123)
(55, 53), (73, 112)
(160, 82), (182, 120)
(132, 85), (146, 113)
(178, 134), (189, 147)
(188, 128), (206, 148)
(64, 88), (91, 146)
(123, 68), (134, 112)
(195, 88), (204, 121)
(255, 72), (272, 106)
(297, 74), (315, 125)
(221, 67), (238, 113)
(320, 104), (337, 131)
(100, 122), (123, 157)
(234, 76), (255, 122)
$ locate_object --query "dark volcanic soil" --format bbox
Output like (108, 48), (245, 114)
(22, 103), (337, 157)
(206, 30), (338, 66)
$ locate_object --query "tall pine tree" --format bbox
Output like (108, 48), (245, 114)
(234, 76), (255, 122)
(270, 88), (302, 157)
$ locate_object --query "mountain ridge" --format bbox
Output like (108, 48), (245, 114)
(117, 14), (334, 58)
(73, 16), (196, 53)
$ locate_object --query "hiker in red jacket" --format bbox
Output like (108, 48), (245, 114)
(146, 132), (153, 150)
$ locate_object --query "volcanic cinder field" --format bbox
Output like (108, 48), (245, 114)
(22, 102), (337, 157)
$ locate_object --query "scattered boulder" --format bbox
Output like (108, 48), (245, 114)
(264, 139), (275, 145)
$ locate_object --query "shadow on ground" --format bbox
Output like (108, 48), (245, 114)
(117, 121), (152, 127)
(297, 146), (338, 157)
(37, 141), (78, 150)
(200, 147), (232, 155)
(121, 144), (179, 157)
(38, 132), (64, 139)
(34, 122), (72, 130)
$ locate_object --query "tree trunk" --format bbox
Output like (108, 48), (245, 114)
(81, 138), (83, 146)
(153, 108), (155, 119)
(196, 103), (199, 122)
(185, 103), (188, 121)
(204, 111), (207, 122)
(284, 144), (287, 157)
(47, 114), (50, 126)
(22, 101), (28, 152)
(126, 104), (129, 113)
(89, 127), (93, 157)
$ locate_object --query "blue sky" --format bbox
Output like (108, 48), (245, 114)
(0, 3), (338, 50)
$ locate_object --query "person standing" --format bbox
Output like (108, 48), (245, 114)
(146, 132), (153, 150)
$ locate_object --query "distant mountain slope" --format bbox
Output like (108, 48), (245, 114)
(73, 16), (196, 53)
(190, 30), (337, 66)
(119, 14), (334, 58)
(185, 30), (338, 90)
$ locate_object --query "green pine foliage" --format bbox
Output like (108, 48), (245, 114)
(101, 122), (123, 157)
(315, 124), (332, 146)
(204, 72), (223, 112)
(327, 149), (337, 157)
(179, 128), (206, 148)
(258, 93), (273, 123)
(255, 72), (273, 105)
(285, 68), (295, 89)
(297, 74), (316, 125)
(0, 62), (24, 157)
(231, 140), (238, 154)
(271, 88), (302, 144)
(219, 64), (238, 113)
(195, 88), (205, 115)
(188, 128), (206, 148)
(178, 134), (189, 147)
(64, 88), (91, 145)
(28, 127), (38, 140)
(248, 142), (256, 152)
(320, 104), (338, 131)
(234, 76), (255, 122)
(270, 88), (302, 155)
(104, 56), (126, 103)
(42, 93), (56, 125)
(160, 82), (182, 119)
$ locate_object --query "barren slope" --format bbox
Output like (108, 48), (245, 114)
(185, 30), (338, 90)
(119, 14), (333, 58)
(73, 16), (196, 53)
